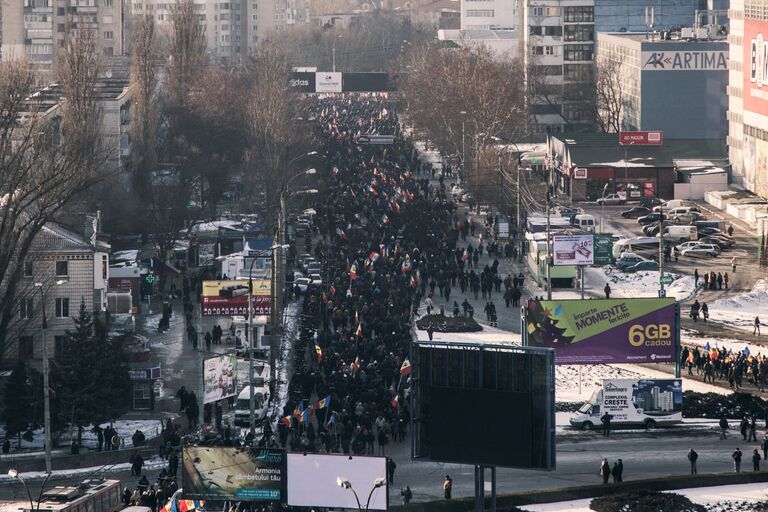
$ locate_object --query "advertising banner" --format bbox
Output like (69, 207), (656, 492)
(602, 379), (682, 423)
(744, 20), (768, 130)
(315, 72), (342, 93)
(203, 355), (237, 404)
(593, 234), (614, 265)
(619, 131), (663, 145)
(202, 280), (271, 317)
(286, 454), (388, 510)
(525, 298), (676, 364)
(641, 51), (727, 72)
(182, 447), (286, 501)
(553, 235), (593, 266)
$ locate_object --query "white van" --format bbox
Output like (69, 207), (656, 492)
(659, 225), (697, 243)
(612, 236), (661, 260)
(573, 214), (596, 233)
(234, 385), (270, 427)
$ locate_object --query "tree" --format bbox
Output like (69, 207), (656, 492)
(2, 362), (32, 447)
(593, 58), (626, 133)
(0, 26), (107, 363)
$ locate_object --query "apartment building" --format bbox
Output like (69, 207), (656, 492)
(727, 0), (768, 197)
(1, 0), (124, 74)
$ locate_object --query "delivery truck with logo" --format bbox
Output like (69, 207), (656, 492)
(569, 379), (683, 430)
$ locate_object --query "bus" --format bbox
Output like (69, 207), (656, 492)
(25, 479), (121, 512)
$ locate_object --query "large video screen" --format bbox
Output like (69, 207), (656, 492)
(286, 453), (387, 510)
(412, 343), (555, 470)
(182, 446), (286, 501)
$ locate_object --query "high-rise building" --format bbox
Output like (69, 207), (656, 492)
(1, 0), (124, 74)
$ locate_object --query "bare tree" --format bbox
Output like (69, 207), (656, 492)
(0, 30), (107, 362)
(167, 0), (206, 107)
(593, 58), (625, 133)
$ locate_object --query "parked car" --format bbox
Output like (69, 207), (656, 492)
(671, 211), (707, 224)
(638, 212), (667, 225)
(596, 193), (625, 206)
(639, 197), (663, 208)
(621, 206), (651, 219)
(616, 252), (649, 271)
(555, 206), (582, 222)
(680, 243), (721, 258)
(698, 236), (731, 250)
(697, 227), (733, 240)
(643, 220), (680, 236)
(625, 260), (660, 273)
(294, 277), (312, 294)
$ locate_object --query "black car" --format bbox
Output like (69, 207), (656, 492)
(698, 236), (731, 250)
(621, 206), (651, 219)
(639, 197), (663, 208)
(697, 227), (733, 240)
(638, 212), (667, 225)
(642, 220), (680, 236)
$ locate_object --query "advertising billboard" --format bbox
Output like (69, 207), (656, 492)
(602, 379), (682, 423)
(203, 355), (237, 405)
(286, 454), (388, 510)
(202, 280), (271, 317)
(618, 131), (663, 145)
(524, 298), (676, 364)
(553, 235), (593, 266)
(182, 447), (286, 501)
(315, 72), (342, 93)
(412, 343), (555, 470)
(593, 234), (614, 265)
(744, 20), (768, 131)
(640, 51), (727, 72)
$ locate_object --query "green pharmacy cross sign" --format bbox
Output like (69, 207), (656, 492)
(145, 273), (156, 284)
(659, 275), (674, 285)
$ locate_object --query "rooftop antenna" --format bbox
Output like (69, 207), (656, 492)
(645, 6), (655, 41)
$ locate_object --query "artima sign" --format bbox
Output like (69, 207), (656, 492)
(641, 51), (727, 71)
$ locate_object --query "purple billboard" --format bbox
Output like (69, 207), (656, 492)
(524, 298), (676, 365)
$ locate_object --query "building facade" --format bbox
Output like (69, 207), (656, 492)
(596, 32), (728, 140)
(1, 0), (124, 74)
(727, 0), (768, 197)
(460, 0), (517, 30)
(593, 0), (711, 33)
(12, 217), (110, 366)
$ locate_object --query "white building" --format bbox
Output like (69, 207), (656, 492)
(460, 0), (517, 30)
(727, 0), (768, 198)
(1, 0), (125, 74)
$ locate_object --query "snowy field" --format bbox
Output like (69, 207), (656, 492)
(708, 280), (768, 332)
(602, 267), (698, 302)
(0, 455), (166, 482)
(524, 482), (768, 511)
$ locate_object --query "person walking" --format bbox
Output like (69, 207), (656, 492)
(443, 475), (453, 499)
(401, 486), (412, 505)
(724, 272), (729, 289)
(728, 224), (735, 237)
(732, 256), (738, 273)
(733, 447), (743, 473)
(755, 317), (761, 336)
(762, 435), (768, 461)
(694, 268), (699, 287)
(688, 448), (698, 474)
(753, 449), (762, 471)
(600, 458), (611, 484)
(614, 459), (623, 483)
(386, 457), (397, 484)
(601, 412), (612, 436)
(604, 283), (611, 300)
(701, 302), (709, 322)
(749, 416), (758, 442)
(720, 415), (729, 440)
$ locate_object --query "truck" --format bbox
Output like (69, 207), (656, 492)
(569, 379), (683, 430)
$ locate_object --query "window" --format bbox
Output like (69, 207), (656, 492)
(103, 47), (113, 56)
(532, 103), (562, 115)
(102, 255), (108, 279)
(545, 46), (554, 55)
(55, 260), (68, 277)
(24, 260), (33, 278)
(57, 23), (65, 32)
(545, 26), (562, 36)
(564, 24), (594, 42)
(466, 9), (494, 17)
(19, 336), (33, 360)
(531, 46), (544, 55)
(545, 7), (559, 16)
(563, 6), (593, 22)
(536, 65), (562, 75)
(20, 298), (33, 320)
(103, 0), (113, 5)
(54, 335), (66, 361)
(103, 31), (113, 40)
(55, 298), (69, 319)
(564, 64), (592, 82)
(564, 44), (593, 61)
(57, 7), (65, 15)
(532, 6), (543, 16)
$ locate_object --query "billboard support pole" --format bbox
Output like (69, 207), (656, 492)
(490, 466), (497, 512)
(474, 465), (483, 512)
(580, 266), (585, 299)
(674, 303), (681, 378)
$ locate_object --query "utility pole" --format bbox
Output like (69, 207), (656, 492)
(546, 167), (552, 300)
(659, 201), (665, 297)
(516, 157), (521, 254)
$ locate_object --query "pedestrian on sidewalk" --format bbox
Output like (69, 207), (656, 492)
(604, 283), (611, 299)
(443, 475), (453, 499)
(753, 449), (762, 471)
(750, 415), (758, 442)
(694, 269), (699, 287)
(732, 256), (738, 273)
(720, 415), (729, 439)
(717, 272), (723, 290)
(755, 317), (761, 336)
(401, 486), (412, 505)
(701, 302), (709, 322)
(728, 224), (735, 237)
(601, 412), (612, 436)
(724, 272), (730, 289)
(205, 331), (212, 352)
(762, 435), (768, 460)
(688, 448), (698, 474)
(733, 447), (743, 472)
(600, 458), (611, 484)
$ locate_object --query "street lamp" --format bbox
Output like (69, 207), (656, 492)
(8, 468), (53, 512)
(337, 477), (386, 512)
(33, 279), (66, 473)
(459, 111), (467, 174)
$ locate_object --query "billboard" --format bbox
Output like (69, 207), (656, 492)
(315, 72), (343, 93)
(203, 355), (237, 405)
(553, 235), (593, 266)
(602, 379), (682, 423)
(286, 454), (387, 510)
(412, 343), (555, 470)
(593, 234), (614, 265)
(619, 131), (663, 145)
(202, 280), (271, 317)
(524, 298), (676, 364)
(182, 447), (286, 501)
(744, 20), (768, 130)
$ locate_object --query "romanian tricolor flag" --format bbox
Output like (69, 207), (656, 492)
(336, 227), (347, 239)
(315, 344), (323, 363)
(164, 499), (206, 512)
(401, 256), (411, 273)
(400, 359), (412, 377)
(314, 395), (331, 410)
(369, 251), (381, 263)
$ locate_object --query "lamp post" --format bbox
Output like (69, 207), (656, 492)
(459, 111), (466, 178)
(34, 279), (65, 473)
(8, 468), (53, 511)
(337, 477), (386, 512)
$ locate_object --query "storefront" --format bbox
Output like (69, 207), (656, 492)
(129, 365), (161, 410)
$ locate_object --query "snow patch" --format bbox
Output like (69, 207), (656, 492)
(708, 280), (768, 332)
(603, 267), (697, 302)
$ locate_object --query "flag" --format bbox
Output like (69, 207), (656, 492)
(292, 406), (302, 420)
(369, 251), (381, 263)
(350, 263), (358, 281)
(280, 416), (292, 427)
(744, 346), (751, 356)
(390, 395), (399, 409)
(705, 342), (711, 351)
(381, 214), (390, 224)
(401, 255), (411, 273)
(315, 344), (323, 363)
(355, 323), (363, 337)
(355, 310), (360, 324)
(400, 359), (412, 377)
(409, 275), (417, 288)
(352, 356), (360, 373)
(298, 403), (309, 424)
(462, 249), (470, 261)
(315, 395), (331, 409)
(336, 227), (347, 239)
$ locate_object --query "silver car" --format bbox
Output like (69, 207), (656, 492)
(680, 243), (721, 258)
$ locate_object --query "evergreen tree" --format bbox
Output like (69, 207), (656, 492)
(2, 362), (31, 447)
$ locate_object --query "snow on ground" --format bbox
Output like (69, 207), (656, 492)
(0, 419), (163, 453)
(0, 456), (166, 481)
(708, 280), (768, 332)
(603, 267), (697, 302)
(524, 482), (768, 511)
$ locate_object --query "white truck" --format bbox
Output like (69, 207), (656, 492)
(570, 379), (683, 430)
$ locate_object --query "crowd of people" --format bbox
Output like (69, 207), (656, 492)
(681, 344), (768, 391)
